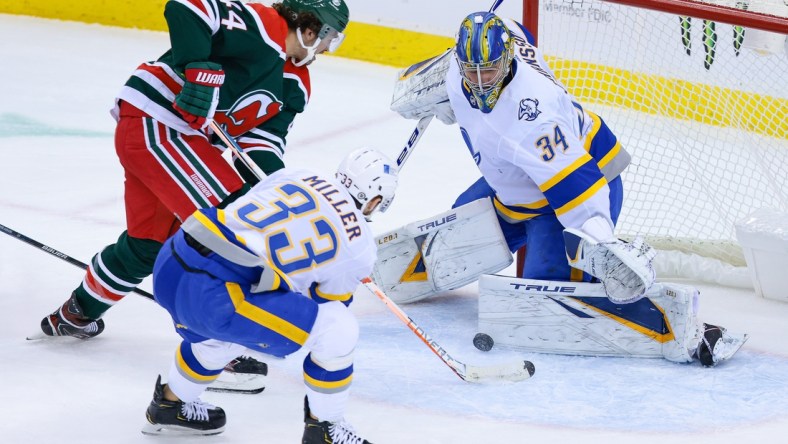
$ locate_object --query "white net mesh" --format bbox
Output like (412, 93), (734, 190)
(537, 0), (788, 266)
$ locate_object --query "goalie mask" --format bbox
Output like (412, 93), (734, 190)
(282, 0), (349, 66)
(336, 148), (398, 219)
(455, 12), (514, 113)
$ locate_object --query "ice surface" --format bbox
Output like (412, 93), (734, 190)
(2, 15), (788, 444)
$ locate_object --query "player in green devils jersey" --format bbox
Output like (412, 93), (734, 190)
(37, 0), (349, 394)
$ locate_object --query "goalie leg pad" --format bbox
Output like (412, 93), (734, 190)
(478, 275), (707, 362)
(453, 177), (525, 253)
(372, 199), (512, 304)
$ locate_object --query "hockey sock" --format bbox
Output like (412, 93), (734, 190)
(75, 232), (163, 319)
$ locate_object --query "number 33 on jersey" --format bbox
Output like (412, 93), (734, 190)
(190, 168), (377, 304)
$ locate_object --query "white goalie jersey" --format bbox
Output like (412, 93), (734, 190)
(445, 19), (627, 237)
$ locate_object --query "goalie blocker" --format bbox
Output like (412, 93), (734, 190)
(478, 275), (748, 366)
(372, 199), (512, 304)
(390, 49), (456, 125)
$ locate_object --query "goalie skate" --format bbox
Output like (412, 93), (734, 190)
(695, 323), (749, 367)
(206, 355), (268, 394)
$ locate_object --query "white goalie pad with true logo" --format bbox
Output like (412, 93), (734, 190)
(371, 199), (512, 304)
(478, 275), (710, 363)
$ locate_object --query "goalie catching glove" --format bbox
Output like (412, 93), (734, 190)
(563, 227), (657, 304)
(390, 50), (456, 125)
(174, 61), (225, 130)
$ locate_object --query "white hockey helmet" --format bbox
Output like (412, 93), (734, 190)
(336, 148), (398, 217)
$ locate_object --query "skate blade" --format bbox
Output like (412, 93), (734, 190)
(25, 330), (86, 341)
(207, 372), (266, 394)
(141, 422), (225, 436)
(206, 385), (265, 394)
(26, 330), (50, 341)
(714, 332), (749, 365)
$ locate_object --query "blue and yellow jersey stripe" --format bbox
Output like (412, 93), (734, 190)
(175, 342), (223, 384)
(303, 354), (353, 395)
(538, 153), (607, 217)
(493, 196), (551, 223)
(570, 103), (623, 169)
(308, 282), (353, 306)
(192, 207), (293, 291)
(194, 208), (253, 252)
(226, 282), (310, 346)
(494, 108), (623, 222)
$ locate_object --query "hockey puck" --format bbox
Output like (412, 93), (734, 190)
(473, 333), (494, 352)
(524, 360), (536, 377)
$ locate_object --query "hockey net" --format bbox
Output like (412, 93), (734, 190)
(521, 0), (787, 285)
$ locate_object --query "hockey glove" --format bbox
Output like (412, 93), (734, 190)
(563, 228), (657, 304)
(431, 99), (457, 125)
(390, 50), (456, 125)
(173, 61), (225, 130)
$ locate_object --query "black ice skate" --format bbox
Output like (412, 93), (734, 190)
(302, 396), (372, 444)
(695, 323), (749, 367)
(38, 291), (105, 339)
(141, 375), (226, 436)
(207, 355), (268, 394)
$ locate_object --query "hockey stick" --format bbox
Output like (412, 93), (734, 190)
(395, 115), (433, 168)
(1, 125), (258, 303)
(209, 120), (268, 182)
(0, 223), (155, 300)
(361, 277), (534, 383)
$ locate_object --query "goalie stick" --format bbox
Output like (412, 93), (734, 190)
(0, 223), (154, 300)
(395, 115), (433, 168)
(362, 277), (535, 383)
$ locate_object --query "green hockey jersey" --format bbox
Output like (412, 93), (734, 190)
(113, 0), (310, 168)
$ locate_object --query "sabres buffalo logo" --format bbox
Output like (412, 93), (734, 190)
(214, 90), (283, 137)
(518, 98), (541, 121)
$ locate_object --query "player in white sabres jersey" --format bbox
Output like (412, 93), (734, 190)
(447, 12), (632, 285)
(142, 148), (396, 442)
(385, 12), (746, 368)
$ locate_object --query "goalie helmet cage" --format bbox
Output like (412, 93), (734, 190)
(516, 0), (787, 285)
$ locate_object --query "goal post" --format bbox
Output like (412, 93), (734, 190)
(516, 0), (787, 286)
